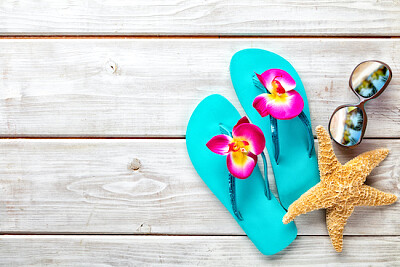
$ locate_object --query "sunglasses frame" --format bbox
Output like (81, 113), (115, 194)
(328, 60), (392, 148)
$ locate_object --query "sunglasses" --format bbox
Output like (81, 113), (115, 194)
(328, 60), (392, 148)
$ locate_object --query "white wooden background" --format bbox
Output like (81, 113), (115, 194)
(0, 1), (399, 266)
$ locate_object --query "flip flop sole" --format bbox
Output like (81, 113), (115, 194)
(186, 94), (297, 255)
(230, 49), (320, 209)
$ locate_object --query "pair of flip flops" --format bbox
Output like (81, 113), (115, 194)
(186, 49), (320, 255)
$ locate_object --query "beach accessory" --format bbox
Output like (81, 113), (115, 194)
(230, 49), (320, 209)
(253, 69), (304, 120)
(282, 125), (397, 252)
(186, 94), (297, 255)
(206, 116), (265, 179)
(328, 60), (392, 147)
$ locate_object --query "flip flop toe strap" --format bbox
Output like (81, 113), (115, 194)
(260, 151), (271, 200)
(297, 111), (314, 158)
(228, 173), (243, 221)
(270, 117), (280, 165)
(218, 122), (271, 221)
(253, 75), (271, 93)
(219, 123), (232, 136)
(252, 74), (314, 164)
(220, 124), (244, 221)
(269, 113), (313, 164)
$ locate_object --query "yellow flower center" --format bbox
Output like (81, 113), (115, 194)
(271, 79), (286, 94)
(267, 92), (289, 103)
(229, 139), (250, 153)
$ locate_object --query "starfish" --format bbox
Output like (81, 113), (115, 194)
(282, 125), (397, 252)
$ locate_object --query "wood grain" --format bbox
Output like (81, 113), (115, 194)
(0, 39), (399, 137)
(1, 1), (399, 263)
(0, 0), (400, 36)
(0, 139), (398, 235)
(0, 235), (398, 266)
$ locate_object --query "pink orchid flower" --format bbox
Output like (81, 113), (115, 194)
(206, 117), (265, 179)
(253, 69), (304, 120)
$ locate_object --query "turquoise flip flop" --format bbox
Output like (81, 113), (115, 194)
(186, 94), (297, 255)
(230, 49), (320, 209)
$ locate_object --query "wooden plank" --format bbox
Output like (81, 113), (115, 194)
(0, 235), (398, 266)
(0, 139), (398, 235)
(0, 1), (400, 36)
(0, 39), (399, 137)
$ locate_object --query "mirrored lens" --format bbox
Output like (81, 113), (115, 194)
(329, 106), (364, 147)
(351, 61), (390, 98)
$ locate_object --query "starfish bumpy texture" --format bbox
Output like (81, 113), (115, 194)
(282, 125), (397, 252)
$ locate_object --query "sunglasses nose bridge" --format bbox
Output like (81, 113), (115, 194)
(357, 98), (368, 107)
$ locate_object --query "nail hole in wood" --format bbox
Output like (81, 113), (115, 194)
(106, 60), (117, 74)
(130, 158), (141, 171)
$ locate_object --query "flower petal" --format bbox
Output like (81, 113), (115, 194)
(257, 69), (296, 93)
(233, 116), (250, 131)
(206, 134), (232, 155)
(232, 123), (265, 155)
(227, 152), (257, 179)
(253, 93), (271, 117)
(253, 90), (304, 120)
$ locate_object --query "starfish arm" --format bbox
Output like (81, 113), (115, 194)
(283, 183), (334, 224)
(315, 126), (341, 178)
(326, 205), (355, 253)
(344, 149), (389, 183)
(355, 185), (397, 207)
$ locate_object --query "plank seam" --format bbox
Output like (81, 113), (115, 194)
(0, 137), (398, 140)
(0, 233), (398, 237)
(0, 35), (398, 39)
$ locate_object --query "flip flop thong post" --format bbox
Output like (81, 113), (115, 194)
(186, 94), (297, 255)
(230, 49), (320, 209)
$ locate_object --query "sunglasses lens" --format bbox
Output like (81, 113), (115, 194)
(351, 61), (391, 98)
(329, 106), (364, 147)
